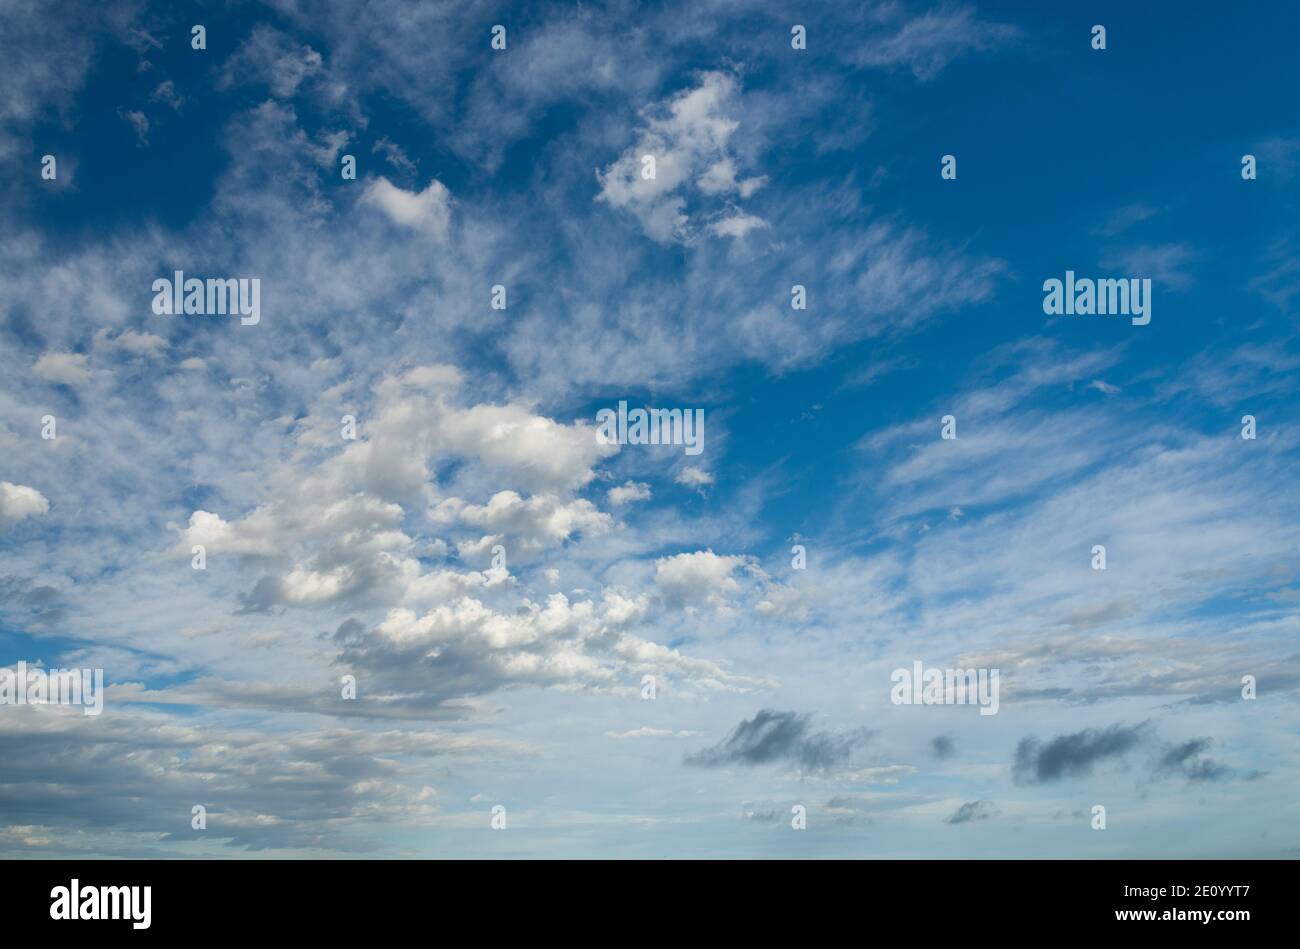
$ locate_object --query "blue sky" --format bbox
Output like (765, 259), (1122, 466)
(1, 0), (1299, 858)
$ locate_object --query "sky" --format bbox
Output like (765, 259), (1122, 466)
(1, 0), (1299, 858)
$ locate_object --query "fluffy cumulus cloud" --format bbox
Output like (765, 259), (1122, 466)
(432, 490), (611, 557)
(143, 350), (763, 716)
(654, 549), (754, 610)
(0, 482), (49, 527)
(607, 480), (651, 506)
(33, 352), (95, 386)
(674, 467), (714, 490)
(597, 71), (767, 243)
(360, 176), (453, 239)
(166, 363), (623, 616)
(332, 590), (765, 708)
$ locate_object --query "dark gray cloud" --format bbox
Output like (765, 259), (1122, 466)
(931, 734), (955, 759)
(685, 710), (871, 771)
(1157, 738), (1231, 782)
(0, 575), (66, 628)
(0, 575), (60, 607)
(946, 799), (996, 824)
(1013, 723), (1150, 784)
(1014, 723), (1250, 785)
(0, 708), (521, 853)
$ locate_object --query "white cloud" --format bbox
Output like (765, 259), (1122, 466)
(607, 481), (651, 506)
(654, 549), (751, 610)
(33, 352), (94, 386)
(710, 209), (768, 239)
(105, 330), (167, 358)
(178, 507), (296, 558)
(162, 365), (626, 617)
(596, 71), (766, 243)
(675, 467), (713, 491)
(342, 589), (762, 704)
(433, 490), (611, 557)
(399, 562), (512, 606)
(755, 583), (811, 621)
(851, 6), (1019, 80)
(0, 482), (49, 527)
(435, 401), (615, 493)
(117, 108), (149, 145)
(219, 25), (325, 99)
(1101, 243), (1196, 291)
(150, 79), (184, 110)
(360, 176), (452, 240)
(605, 726), (701, 739)
(606, 727), (674, 738)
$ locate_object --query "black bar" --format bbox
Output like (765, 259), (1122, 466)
(1, 859), (1284, 934)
